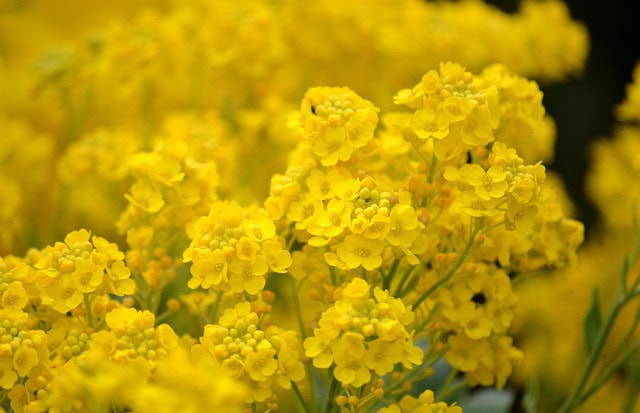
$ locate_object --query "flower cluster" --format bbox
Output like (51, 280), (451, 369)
(300, 87), (379, 166)
(0, 310), (48, 389)
(183, 202), (292, 294)
(14, 348), (246, 413)
(304, 278), (422, 387)
(117, 131), (220, 251)
(34, 229), (134, 313)
(512, 61), (640, 411)
(193, 301), (304, 403)
(443, 142), (545, 234)
(378, 389), (461, 413)
(0, 0), (596, 410)
(90, 308), (179, 370)
(616, 62), (640, 122)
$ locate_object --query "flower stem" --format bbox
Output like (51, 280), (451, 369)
(558, 229), (640, 413)
(290, 277), (307, 340)
(208, 290), (223, 324)
(557, 295), (625, 413)
(383, 258), (400, 291)
(323, 372), (339, 413)
(84, 294), (94, 327)
(292, 381), (311, 413)
(413, 224), (480, 309)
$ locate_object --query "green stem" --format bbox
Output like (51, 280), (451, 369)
(287, 229), (297, 251)
(291, 277), (308, 340)
(292, 381), (310, 413)
(413, 224), (480, 309)
(382, 259), (400, 291)
(84, 294), (94, 327)
(329, 265), (338, 287)
(154, 309), (173, 324)
(410, 140), (431, 166)
(427, 153), (438, 184)
(578, 342), (640, 405)
(480, 220), (505, 235)
(558, 229), (640, 413)
(0, 389), (9, 405)
(393, 265), (419, 298)
(150, 283), (165, 315)
(625, 231), (640, 292)
(208, 290), (223, 324)
(600, 306), (640, 370)
(382, 360), (434, 399)
(306, 364), (318, 413)
(557, 295), (627, 413)
(323, 372), (339, 413)
(415, 304), (440, 334)
(621, 381), (640, 413)
(437, 368), (458, 401)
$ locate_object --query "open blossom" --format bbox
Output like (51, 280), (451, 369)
(183, 202), (291, 294)
(304, 278), (422, 386)
(192, 301), (304, 403)
(0, 0), (593, 406)
(300, 87), (379, 166)
(34, 229), (135, 313)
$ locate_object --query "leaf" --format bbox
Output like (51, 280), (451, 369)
(522, 375), (539, 413)
(584, 289), (602, 354)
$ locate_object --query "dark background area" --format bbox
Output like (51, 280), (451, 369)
(488, 0), (639, 237)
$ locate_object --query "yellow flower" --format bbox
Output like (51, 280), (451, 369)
(188, 250), (228, 289)
(261, 240), (292, 274)
(458, 190), (503, 218)
(245, 347), (278, 382)
(462, 164), (508, 200)
(304, 278), (421, 386)
(218, 301), (254, 328)
(0, 310), (48, 389)
(306, 169), (337, 200)
(1, 282), (28, 310)
(35, 229), (133, 312)
(445, 334), (522, 389)
(301, 87), (379, 166)
(412, 105), (450, 140)
(0, 356), (17, 390)
(125, 180), (165, 213)
(106, 260), (136, 295)
(378, 389), (462, 413)
(241, 215), (276, 242)
(303, 329), (334, 368)
(506, 202), (538, 234)
(308, 198), (352, 245)
(313, 127), (354, 166)
(236, 236), (260, 262)
(194, 301), (303, 404)
(386, 204), (423, 248)
(333, 348), (371, 387)
(342, 278), (370, 303)
(336, 234), (384, 270)
(228, 256), (268, 295)
(12, 346), (38, 377)
(288, 193), (322, 230)
(364, 339), (402, 375)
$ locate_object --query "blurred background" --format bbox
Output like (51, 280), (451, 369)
(489, 0), (639, 235)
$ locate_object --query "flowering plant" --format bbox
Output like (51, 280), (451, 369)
(0, 1), (638, 412)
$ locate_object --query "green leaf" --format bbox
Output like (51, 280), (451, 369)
(522, 375), (539, 413)
(584, 289), (602, 354)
